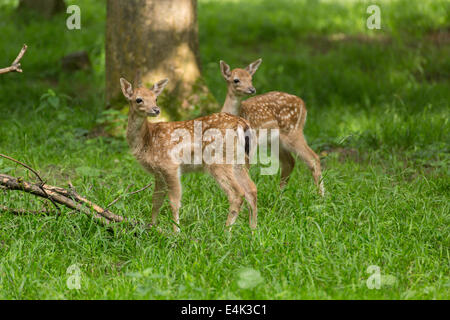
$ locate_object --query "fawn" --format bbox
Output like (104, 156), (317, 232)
(220, 59), (325, 196)
(120, 77), (257, 232)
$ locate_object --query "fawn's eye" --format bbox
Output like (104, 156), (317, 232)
(136, 98), (143, 104)
(233, 79), (240, 84)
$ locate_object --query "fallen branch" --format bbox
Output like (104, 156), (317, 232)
(0, 174), (117, 226)
(0, 153), (61, 213)
(0, 173), (164, 234)
(0, 44), (28, 75)
(0, 154), (161, 233)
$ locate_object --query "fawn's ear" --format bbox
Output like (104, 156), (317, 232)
(220, 60), (232, 81)
(120, 78), (134, 100)
(151, 78), (169, 96)
(245, 58), (262, 76)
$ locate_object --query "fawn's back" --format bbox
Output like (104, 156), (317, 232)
(134, 112), (252, 173)
(241, 91), (307, 134)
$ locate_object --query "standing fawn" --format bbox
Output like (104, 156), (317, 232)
(120, 77), (257, 232)
(220, 59), (325, 196)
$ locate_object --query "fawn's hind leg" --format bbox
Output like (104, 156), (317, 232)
(282, 133), (325, 196)
(234, 165), (258, 230)
(208, 165), (245, 230)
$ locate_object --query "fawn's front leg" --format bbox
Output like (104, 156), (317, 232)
(164, 170), (182, 233)
(152, 174), (167, 225)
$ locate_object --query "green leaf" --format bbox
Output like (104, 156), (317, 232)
(48, 96), (60, 109)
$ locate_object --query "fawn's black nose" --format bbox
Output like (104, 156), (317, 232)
(152, 107), (160, 116)
(248, 87), (256, 94)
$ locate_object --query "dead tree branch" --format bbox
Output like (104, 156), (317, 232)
(0, 154), (160, 233)
(0, 174), (117, 226)
(0, 173), (163, 233)
(0, 153), (61, 213)
(0, 44), (28, 75)
(0, 152), (127, 225)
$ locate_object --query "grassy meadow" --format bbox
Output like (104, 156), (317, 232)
(0, 0), (448, 299)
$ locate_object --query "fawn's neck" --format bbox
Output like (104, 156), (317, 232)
(126, 110), (150, 151)
(221, 88), (242, 115)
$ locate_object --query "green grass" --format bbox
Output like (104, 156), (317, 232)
(0, 0), (449, 299)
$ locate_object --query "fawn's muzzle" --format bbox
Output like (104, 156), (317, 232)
(148, 107), (160, 116)
(248, 87), (256, 94)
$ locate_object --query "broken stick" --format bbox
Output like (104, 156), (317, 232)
(0, 44), (28, 75)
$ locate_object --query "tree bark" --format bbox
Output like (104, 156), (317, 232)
(106, 0), (217, 119)
(18, 0), (66, 17)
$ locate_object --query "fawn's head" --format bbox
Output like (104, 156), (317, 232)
(220, 59), (262, 97)
(120, 77), (169, 117)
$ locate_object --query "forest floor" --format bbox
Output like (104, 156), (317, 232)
(0, 0), (448, 299)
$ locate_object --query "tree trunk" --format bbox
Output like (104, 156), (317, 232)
(106, 0), (217, 119)
(19, 0), (66, 17)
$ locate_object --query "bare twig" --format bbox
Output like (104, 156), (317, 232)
(0, 153), (42, 181)
(0, 153), (61, 214)
(68, 181), (75, 192)
(128, 183), (153, 196)
(0, 44), (28, 75)
(106, 182), (152, 208)
(107, 183), (134, 208)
